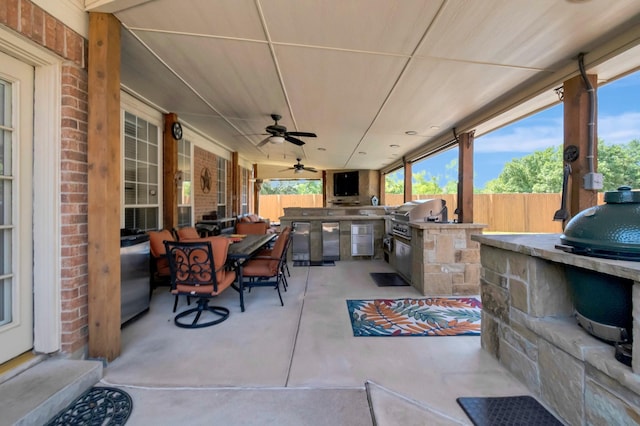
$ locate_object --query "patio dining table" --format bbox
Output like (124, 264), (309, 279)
(226, 233), (277, 312)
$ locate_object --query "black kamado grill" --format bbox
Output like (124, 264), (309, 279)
(556, 186), (640, 366)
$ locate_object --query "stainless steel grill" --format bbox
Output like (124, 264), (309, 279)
(390, 199), (448, 223)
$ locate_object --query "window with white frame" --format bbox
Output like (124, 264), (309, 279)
(123, 111), (160, 231)
(217, 157), (227, 218)
(177, 138), (192, 227)
(241, 167), (249, 215)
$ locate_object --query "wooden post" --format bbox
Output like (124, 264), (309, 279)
(232, 152), (240, 215)
(87, 12), (121, 361)
(322, 170), (327, 207)
(252, 164), (259, 215)
(379, 172), (386, 206)
(457, 131), (474, 223)
(564, 73), (598, 220)
(403, 159), (412, 203)
(163, 113), (179, 230)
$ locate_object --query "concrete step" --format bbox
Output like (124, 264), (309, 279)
(0, 356), (102, 426)
(366, 380), (468, 425)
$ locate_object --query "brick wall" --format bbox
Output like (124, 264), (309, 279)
(193, 146), (218, 222)
(60, 63), (89, 356)
(2, 0), (89, 356)
(1, 0), (86, 67)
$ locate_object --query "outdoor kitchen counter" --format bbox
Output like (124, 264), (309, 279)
(403, 221), (486, 295)
(472, 233), (640, 425)
(279, 214), (386, 261)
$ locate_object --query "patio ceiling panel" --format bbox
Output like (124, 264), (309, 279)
(360, 57), (540, 159)
(115, 0), (266, 41)
(261, 0), (441, 54)
(273, 44), (409, 170)
(120, 30), (216, 118)
(416, 0), (640, 70)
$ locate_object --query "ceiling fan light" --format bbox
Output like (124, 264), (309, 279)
(269, 135), (285, 144)
(294, 168), (303, 174)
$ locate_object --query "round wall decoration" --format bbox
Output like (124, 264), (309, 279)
(200, 167), (212, 193)
(171, 121), (183, 140)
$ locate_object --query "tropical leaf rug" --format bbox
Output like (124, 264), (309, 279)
(346, 297), (482, 337)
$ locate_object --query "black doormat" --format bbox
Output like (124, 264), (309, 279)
(457, 395), (562, 426)
(46, 386), (132, 426)
(294, 260), (336, 266)
(370, 272), (409, 287)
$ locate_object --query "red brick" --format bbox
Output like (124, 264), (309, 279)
(44, 12), (58, 52)
(32, 4), (43, 44)
(0, 0), (7, 25)
(61, 193), (88, 204)
(6, 0), (18, 30)
(65, 27), (84, 66)
(62, 118), (78, 129)
(20, 0), (32, 37)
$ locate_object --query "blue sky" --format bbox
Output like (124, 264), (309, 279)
(413, 71), (640, 189)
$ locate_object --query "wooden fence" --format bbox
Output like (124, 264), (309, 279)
(259, 193), (605, 233)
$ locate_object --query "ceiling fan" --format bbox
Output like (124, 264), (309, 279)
(256, 114), (317, 147)
(281, 158), (318, 174)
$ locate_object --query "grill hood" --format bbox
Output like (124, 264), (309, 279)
(391, 199), (448, 223)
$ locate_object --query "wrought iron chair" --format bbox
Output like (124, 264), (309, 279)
(164, 238), (236, 328)
(148, 229), (192, 312)
(240, 229), (289, 306)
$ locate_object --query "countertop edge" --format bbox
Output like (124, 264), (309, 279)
(471, 233), (640, 280)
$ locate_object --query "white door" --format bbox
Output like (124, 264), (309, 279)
(0, 51), (34, 364)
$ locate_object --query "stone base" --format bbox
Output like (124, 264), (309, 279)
(411, 223), (485, 296)
(474, 234), (640, 425)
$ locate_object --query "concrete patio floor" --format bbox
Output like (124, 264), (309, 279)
(100, 259), (533, 425)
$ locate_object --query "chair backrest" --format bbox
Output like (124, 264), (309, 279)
(148, 229), (175, 257)
(236, 221), (268, 235)
(280, 226), (292, 255)
(270, 228), (290, 260)
(204, 236), (232, 284)
(164, 240), (222, 292)
(176, 226), (200, 241)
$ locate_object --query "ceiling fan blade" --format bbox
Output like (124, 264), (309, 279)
(304, 167), (318, 173)
(287, 131), (317, 138)
(279, 167), (295, 172)
(256, 136), (271, 147)
(285, 135), (305, 146)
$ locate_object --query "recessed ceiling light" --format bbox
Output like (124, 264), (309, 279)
(405, 131), (417, 135)
(390, 144), (400, 148)
(430, 126), (440, 130)
(358, 151), (366, 155)
(317, 147), (326, 151)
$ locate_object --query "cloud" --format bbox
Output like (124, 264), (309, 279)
(476, 112), (640, 153)
(476, 120), (563, 153)
(598, 112), (640, 145)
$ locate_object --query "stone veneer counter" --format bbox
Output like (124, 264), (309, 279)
(472, 233), (640, 426)
(406, 222), (486, 296)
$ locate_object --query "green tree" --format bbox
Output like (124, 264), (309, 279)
(597, 139), (640, 190)
(482, 146), (562, 193)
(412, 170), (442, 194)
(260, 179), (322, 194)
(481, 140), (640, 193)
(385, 171), (404, 194)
